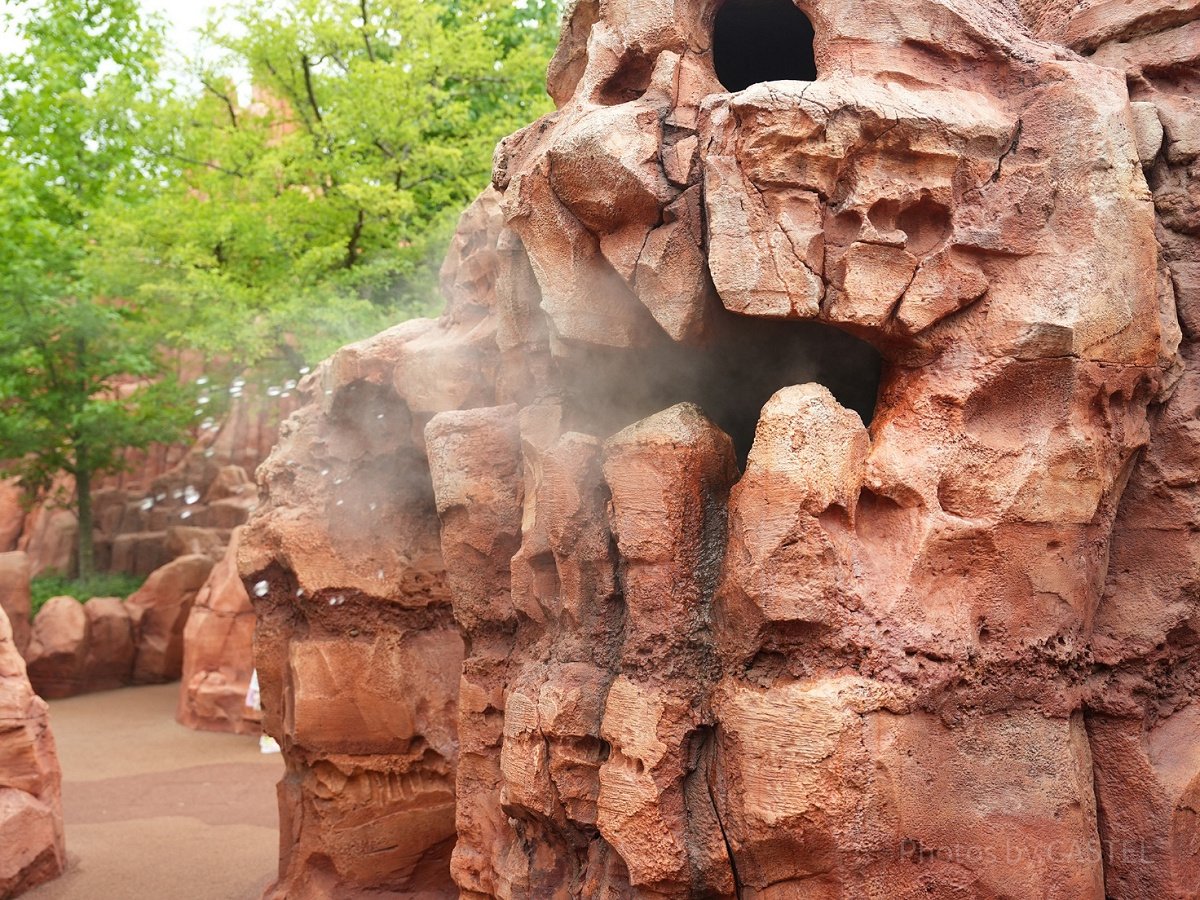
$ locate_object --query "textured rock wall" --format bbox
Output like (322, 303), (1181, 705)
(1029, 4), (1200, 898)
(176, 526), (259, 734)
(0, 604), (64, 898)
(240, 0), (1199, 897)
(23, 554), (214, 699)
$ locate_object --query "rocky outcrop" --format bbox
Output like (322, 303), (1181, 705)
(126, 554), (215, 684)
(0, 603), (64, 898)
(0, 554), (31, 657)
(240, 0), (1200, 897)
(240, 324), (464, 899)
(176, 527), (258, 734)
(23, 554), (213, 699)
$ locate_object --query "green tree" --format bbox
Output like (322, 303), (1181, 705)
(101, 0), (562, 368)
(0, 0), (195, 577)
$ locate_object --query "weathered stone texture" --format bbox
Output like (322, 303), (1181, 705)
(177, 527), (259, 734)
(238, 0), (1200, 897)
(0, 604), (64, 898)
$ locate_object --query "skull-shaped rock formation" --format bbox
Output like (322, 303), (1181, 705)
(240, 0), (1199, 897)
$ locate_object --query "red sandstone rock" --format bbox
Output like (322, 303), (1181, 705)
(237, 0), (1200, 897)
(0, 604), (65, 898)
(126, 554), (215, 685)
(81, 597), (135, 693)
(19, 509), (76, 580)
(26, 595), (137, 699)
(0, 553), (31, 657)
(0, 480), (25, 555)
(24, 597), (88, 701)
(177, 528), (258, 735)
(240, 323), (465, 899)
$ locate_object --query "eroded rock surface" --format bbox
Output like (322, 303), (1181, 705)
(0, 604), (64, 898)
(177, 527), (259, 734)
(240, 0), (1200, 897)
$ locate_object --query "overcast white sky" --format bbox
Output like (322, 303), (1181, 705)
(0, 0), (235, 59)
(0, 0), (246, 98)
(142, 0), (232, 55)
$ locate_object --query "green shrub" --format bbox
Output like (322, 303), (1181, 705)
(29, 572), (147, 619)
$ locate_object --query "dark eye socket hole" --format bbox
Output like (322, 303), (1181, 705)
(713, 0), (817, 93)
(598, 51), (655, 105)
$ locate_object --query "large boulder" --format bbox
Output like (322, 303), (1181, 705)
(0, 603), (65, 897)
(126, 554), (215, 684)
(24, 598), (88, 701)
(19, 509), (76, 580)
(177, 528), (258, 735)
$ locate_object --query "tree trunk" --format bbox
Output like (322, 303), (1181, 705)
(76, 465), (94, 579)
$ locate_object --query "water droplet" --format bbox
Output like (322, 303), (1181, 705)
(197, 395), (211, 405)
(140, 498), (153, 511)
(184, 486), (200, 505)
(333, 478), (343, 485)
(204, 448), (215, 458)
(254, 580), (269, 597)
(180, 510), (192, 519)
(196, 376), (209, 385)
(377, 569), (384, 580)
(335, 499), (344, 506)
(320, 469), (330, 477)
(233, 377), (246, 388)
(325, 389), (333, 396)
(280, 392), (291, 398)
(172, 490), (183, 499)
(284, 379), (297, 391)
(295, 588), (304, 598)
(299, 366), (311, 375)
(329, 596), (341, 606)
(267, 386), (282, 397)
(369, 502), (377, 511)
(376, 413), (384, 420)
(156, 493), (167, 502)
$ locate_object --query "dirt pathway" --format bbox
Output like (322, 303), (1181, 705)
(22, 683), (282, 900)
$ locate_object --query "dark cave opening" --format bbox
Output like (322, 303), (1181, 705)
(713, 0), (818, 93)
(559, 315), (884, 468)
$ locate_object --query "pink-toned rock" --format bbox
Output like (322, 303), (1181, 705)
(126, 554), (215, 685)
(0, 553), (31, 657)
(237, 0), (1200, 896)
(0, 604), (65, 898)
(241, 322), (465, 899)
(108, 531), (169, 577)
(177, 528), (258, 735)
(81, 597), (135, 693)
(25, 595), (136, 699)
(0, 480), (25, 554)
(24, 598), (87, 701)
(19, 509), (76, 580)
(163, 526), (228, 562)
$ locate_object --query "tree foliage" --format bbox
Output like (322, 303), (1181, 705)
(101, 0), (561, 366)
(0, 0), (561, 576)
(0, 0), (196, 576)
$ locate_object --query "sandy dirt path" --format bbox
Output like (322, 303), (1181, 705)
(22, 683), (282, 900)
